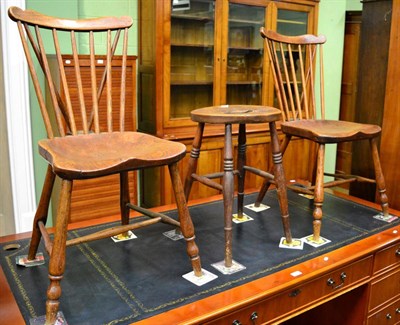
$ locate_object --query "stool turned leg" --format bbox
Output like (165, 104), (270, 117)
(237, 124), (246, 218)
(169, 163), (202, 277)
(312, 144), (325, 242)
(28, 166), (55, 260)
(269, 122), (292, 243)
(46, 179), (72, 324)
(223, 123), (234, 267)
(255, 134), (291, 207)
(370, 138), (389, 216)
(184, 123), (205, 201)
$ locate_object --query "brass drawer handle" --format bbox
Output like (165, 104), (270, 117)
(386, 313), (392, 320)
(396, 248), (400, 257)
(327, 272), (347, 290)
(289, 289), (301, 297)
(396, 308), (400, 314)
(250, 311), (258, 324)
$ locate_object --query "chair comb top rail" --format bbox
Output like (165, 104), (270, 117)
(8, 6), (133, 31)
(263, 29), (326, 45)
(260, 28), (326, 122)
(8, 6), (133, 139)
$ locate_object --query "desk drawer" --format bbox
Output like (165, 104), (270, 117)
(206, 256), (372, 325)
(373, 242), (400, 274)
(367, 297), (400, 325)
(369, 267), (400, 311)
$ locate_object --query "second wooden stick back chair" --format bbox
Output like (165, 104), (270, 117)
(8, 6), (203, 324)
(256, 28), (389, 244)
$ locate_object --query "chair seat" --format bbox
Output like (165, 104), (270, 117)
(191, 105), (282, 124)
(39, 132), (187, 179)
(282, 119), (381, 143)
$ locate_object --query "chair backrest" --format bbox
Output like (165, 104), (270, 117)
(261, 28), (326, 122)
(8, 6), (133, 139)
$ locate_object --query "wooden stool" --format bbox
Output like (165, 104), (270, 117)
(184, 105), (294, 273)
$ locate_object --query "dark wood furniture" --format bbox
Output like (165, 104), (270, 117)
(1, 192), (399, 325)
(335, 11), (362, 183)
(138, 0), (320, 207)
(350, 0), (400, 213)
(8, 7), (203, 324)
(350, 0), (392, 203)
(184, 105), (292, 269)
(255, 29), (389, 243)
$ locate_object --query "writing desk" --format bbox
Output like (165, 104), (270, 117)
(1, 191), (399, 324)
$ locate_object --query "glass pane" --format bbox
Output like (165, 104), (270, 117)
(274, 10), (309, 109)
(226, 3), (265, 105)
(277, 10), (308, 36)
(170, 0), (215, 119)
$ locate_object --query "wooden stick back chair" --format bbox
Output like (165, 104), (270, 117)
(256, 28), (389, 243)
(8, 6), (202, 323)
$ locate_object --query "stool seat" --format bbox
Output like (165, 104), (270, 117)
(191, 105), (282, 124)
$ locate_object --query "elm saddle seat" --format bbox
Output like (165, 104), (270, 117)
(8, 6), (202, 324)
(184, 104), (293, 269)
(256, 28), (389, 243)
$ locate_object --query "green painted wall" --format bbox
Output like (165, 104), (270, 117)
(317, 0), (362, 177)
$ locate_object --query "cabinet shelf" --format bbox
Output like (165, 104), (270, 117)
(278, 19), (308, 25)
(172, 13), (214, 21)
(227, 81), (262, 85)
(171, 81), (213, 85)
(228, 46), (262, 51)
(171, 43), (214, 48)
(229, 18), (264, 25)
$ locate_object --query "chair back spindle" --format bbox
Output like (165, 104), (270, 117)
(261, 28), (326, 122)
(8, 7), (133, 138)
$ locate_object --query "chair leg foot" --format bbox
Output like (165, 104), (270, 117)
(45, 275), (63, 324)
(370, 138), (389, 216)
(312, 144), (325, 242)
(45, 179), (72, 323)
(312, 205), (323, 242)
(169, 163), (203, 277)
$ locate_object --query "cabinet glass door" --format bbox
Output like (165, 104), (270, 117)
(270, 8), (310, 109)
(226, 3), (265, 105)
(277, 9), (308, 35)
(169, 0), (215, 119)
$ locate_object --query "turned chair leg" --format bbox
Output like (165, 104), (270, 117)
(46, 179), (72, 324)
(222, 123), (234, 268)
(370, 138), (389, 216)
(120, 171), (130, 225)
(312, 144), (325, 242)
(169, 162), (202, 277)
(184, 123), (205, 201)
(28, 166), (56, 260)
(237, 124), (246, 218)
(255, 134), (291, 208)
(270, 122), (292, 243)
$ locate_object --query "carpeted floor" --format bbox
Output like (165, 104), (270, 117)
(1, 190), (398, 324)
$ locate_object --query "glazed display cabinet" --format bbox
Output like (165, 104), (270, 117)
(138, 0), (319, 206)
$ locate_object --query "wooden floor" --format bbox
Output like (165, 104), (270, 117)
(1, 190), (399, 325)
